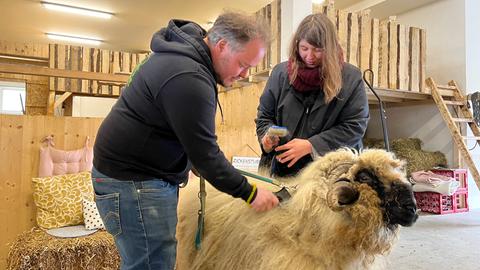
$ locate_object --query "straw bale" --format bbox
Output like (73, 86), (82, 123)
(7, 228), (119, 270)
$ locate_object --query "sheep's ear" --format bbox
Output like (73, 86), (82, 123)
(390, 159), (405, 169)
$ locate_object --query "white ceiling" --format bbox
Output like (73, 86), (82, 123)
(0, 0), (439, 53)
(0, 0), (273, 52)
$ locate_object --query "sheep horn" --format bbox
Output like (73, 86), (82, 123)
(327, 179), (360, 211)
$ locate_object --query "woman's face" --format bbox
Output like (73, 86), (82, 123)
(298, 39), (323, 68)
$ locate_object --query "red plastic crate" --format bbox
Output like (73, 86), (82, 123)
(414, 169), (469, 214)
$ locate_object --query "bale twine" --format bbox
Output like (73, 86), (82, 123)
(7, 228), (120, 270)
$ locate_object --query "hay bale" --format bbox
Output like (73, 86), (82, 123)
(363, 137), (447, 176)
(7, 228), (119, 270)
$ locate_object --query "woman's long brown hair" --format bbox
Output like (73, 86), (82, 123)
(289, 13), (343, 103)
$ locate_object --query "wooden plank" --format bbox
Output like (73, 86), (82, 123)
(46, 90), (55, 115)
(419, 29), (427, 93)
(370, 18), (379, 87)
(91, 48), (100, 94)
(112, 51), (120, 96)
(101, 50), (110, 95)
(324, 0), (336, 24)
(452, 118), (474, 123)
(397, 24), (409, 91)
(48, 44), (56, 92)
(337, 10), (348, 61)
(347, 12), (359, 67)
(57, 44), (66, 92)
(81, 46), (91, 93)
(65, 45), (71, 92)
(0, 63), (129, 82)
(359, 10), (371, 74)
(444, 100), (467, 106)
(0, 115), (25, 269)
(388, 20), (398, 89)
(53, 92), (72, 110)
(270, 0), (280, 68)
(409, 27), (420, 92)
(70, 46), (81, 93)
(378, 20), (389, 88)
(122, 52), (130, 73)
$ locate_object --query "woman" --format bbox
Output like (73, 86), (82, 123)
(255, 13), (369, 177)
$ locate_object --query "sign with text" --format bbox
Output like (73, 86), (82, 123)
(231, 156), (260, 172)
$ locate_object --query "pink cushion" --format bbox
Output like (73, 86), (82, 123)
(38, 136), (93, 177)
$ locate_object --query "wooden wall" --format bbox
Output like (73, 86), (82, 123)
(0, 115), (104, 268)
(48, 45), (148, 96)
(0, 41), (50, 115)
(314, 1), (427, 92)
(0, 80), (266, 267)
(216, 82), (267, 159)
(250, 0), (282, 75)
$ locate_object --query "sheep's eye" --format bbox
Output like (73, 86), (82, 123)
(355, 170), (374, 184)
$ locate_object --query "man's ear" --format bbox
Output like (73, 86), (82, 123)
(215, 39), (227, 52)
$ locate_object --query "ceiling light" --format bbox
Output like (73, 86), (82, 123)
(46, 33), (103, 46)
(312, 0), (325, 4)
(41, 1), (113, 19)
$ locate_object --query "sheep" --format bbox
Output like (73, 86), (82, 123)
(176, 148), (418, 270)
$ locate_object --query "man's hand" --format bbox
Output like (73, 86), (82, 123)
(250, 187), (279, 212)
(261, 135), (279, 153)
(275, 139), (312, 167)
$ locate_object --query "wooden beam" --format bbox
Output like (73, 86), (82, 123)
(47, 90), (55, 116)
(0, 62), (129, 82)
(53, 92), (72, 110)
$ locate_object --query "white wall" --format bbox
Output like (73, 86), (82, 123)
(368, 0), (480, 208)
(280, 0), (312, 61)
(463, 0), (480, 208)
(72, 96), (116, 117)
(367, 0), (465, 164)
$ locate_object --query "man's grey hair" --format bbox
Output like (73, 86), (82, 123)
(207, 11), (270, 51)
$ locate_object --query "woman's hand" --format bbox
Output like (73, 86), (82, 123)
(261, 135), (280, 153)
(274, 139), (312, 167)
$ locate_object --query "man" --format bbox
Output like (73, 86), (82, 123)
(92, 12), (279, 270)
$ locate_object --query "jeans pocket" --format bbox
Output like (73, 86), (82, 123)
(95, 193), (122, 237)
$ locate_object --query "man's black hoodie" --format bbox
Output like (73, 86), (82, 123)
(93, 20), (254, 201)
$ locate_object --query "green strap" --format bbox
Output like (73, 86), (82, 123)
(195, 176), (206, 250)
(235, 168), (283, 187)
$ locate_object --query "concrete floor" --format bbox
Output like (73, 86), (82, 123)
(387, 209), (480, 270)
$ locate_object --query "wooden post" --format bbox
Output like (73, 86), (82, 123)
(397, 24), (409, 91)
(337, 10), (349, 57)
(420, 29), (427, 93)
(112, 51), (121, 96)
(409, 27), (420, 92)
(81, 47), (91, 93)
(347, 12), (359, 67)
(57, 45), (66, 92)
(388, 19), (398, 89)
(48, 44), (56, 92)
(370, 18), (379, 87)
(91, 48), (100, 94)
(378, 20), (389, 88)
(359, 10), (371, 75)
(101, 50), (110, 95)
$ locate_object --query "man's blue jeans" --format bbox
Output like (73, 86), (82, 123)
(92, 167), (179, 270)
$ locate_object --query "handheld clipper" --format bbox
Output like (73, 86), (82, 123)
(267, 126), (288, 138)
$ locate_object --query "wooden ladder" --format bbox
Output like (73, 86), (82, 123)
(427, 77), (480, 189)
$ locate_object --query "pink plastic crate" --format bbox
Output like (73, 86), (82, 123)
(414, 169), (469, 214)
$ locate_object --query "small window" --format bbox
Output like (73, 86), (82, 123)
(0, 81), (26, 115)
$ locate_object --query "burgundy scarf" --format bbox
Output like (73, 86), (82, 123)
(287, 46), (345, 92)
(287, 60), (322, 92)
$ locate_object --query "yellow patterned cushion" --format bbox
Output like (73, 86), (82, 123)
(32, 171), (93, 229)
